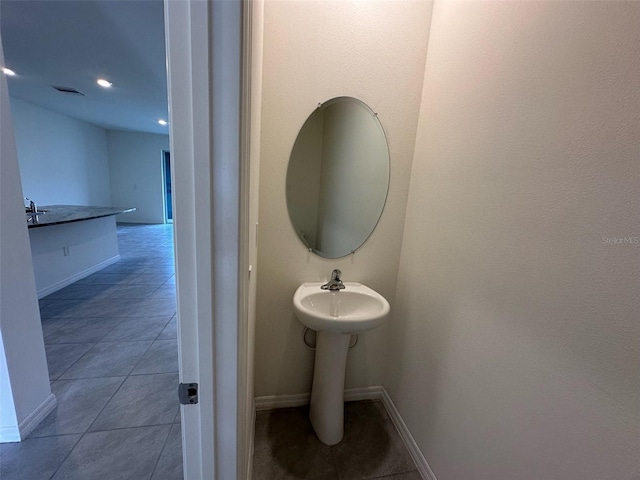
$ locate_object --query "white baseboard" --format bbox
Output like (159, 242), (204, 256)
(37, 255), (120, 299)
(380, 389), (437, 480)
(0, 393), (57, 443)
(253, 386), (437, 480)
(0, 425), (20, 443)
(254, 386), (386, 411)
(17, 393), (56, 441)
(254, 392), (309, 410)
(344, 385), (386, 402)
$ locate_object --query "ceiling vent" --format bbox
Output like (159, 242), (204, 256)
(52, 86), (85, 96)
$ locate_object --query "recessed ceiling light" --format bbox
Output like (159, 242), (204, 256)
(97, 78), (112, 88)
(2, 68), (17, 76)
(158, 119), (168, 126)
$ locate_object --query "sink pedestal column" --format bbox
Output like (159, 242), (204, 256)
(309, 331), (351, 445)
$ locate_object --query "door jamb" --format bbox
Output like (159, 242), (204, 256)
(164, 0), (248, 478)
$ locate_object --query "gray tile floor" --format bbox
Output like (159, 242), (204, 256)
(253, 401), (421, 480)
(0, 224), (183, 480)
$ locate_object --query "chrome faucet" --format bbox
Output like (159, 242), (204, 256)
(25, 197), (37, 214)
(321, 269), (345, 291)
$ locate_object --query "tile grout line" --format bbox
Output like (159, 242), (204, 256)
(46, 431), (84, 480)
(50, 342), (99, 381)
(35, 225), (178, 479)
(149, 423), (176, 479)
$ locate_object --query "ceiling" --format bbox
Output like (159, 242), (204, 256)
(0, 0), (169, 135)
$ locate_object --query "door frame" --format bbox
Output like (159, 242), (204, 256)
(164, 1), (251, 478)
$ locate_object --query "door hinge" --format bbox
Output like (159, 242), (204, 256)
(178, 383), (199, 405)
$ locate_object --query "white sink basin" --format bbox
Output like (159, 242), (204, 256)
(293, 281), (390, 445)
(293, 282), (390, 334)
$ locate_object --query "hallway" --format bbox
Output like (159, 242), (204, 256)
(1, 224), (182, 480)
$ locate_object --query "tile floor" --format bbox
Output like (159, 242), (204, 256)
(0, 224), (183, 480)
(253, 401), (421, 480)
(3, 224), (418, 479)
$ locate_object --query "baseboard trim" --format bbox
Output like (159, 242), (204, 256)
(37, 255), (120, 299)
(253, 386), (437, 480)
(344, 385), (386, 402)
(254, 386), (387, 411)
(18, 393), (57, 440)
(380, 389), (437, 480)
(254, 392), (309, 410)
(0, 425), (20, 443)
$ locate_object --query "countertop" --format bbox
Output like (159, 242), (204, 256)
(27, 205), (136, 228)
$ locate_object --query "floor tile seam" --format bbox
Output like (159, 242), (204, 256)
(51, 342), (99, 380)
(127, 338), (161, 378)
(46, 429), (85, 480)
(94, 336), (171, 344)
(45, 424), (173, 479)
(51, 375), (127, 385)
(123, 371), (179, 378)
(128, 369), (179, 376)
(44, 321), (126, 346)
(44, 314), (135, 319)
(88, 317), (127, 344)
(148, 421), (176, 479)
(87, 420), (178, 434)
(147, 320), (169, 345)
(84, 374), (130, 434)
(42, 320), (72, 336)
(57, 339), (154, 380)
(82, 339), (158, 346)
(57, 373), (147, 380)
(48, 315), (172, 322)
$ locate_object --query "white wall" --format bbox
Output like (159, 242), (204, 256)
(107, 129), (169, 224)
(255, 0), (433, 397)
(387, 2), (640, 479)
(0, 39), (53, 442)
(10, 98), (111, 206)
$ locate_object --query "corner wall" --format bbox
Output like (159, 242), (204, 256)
(107, 130), (169, 224)
(0, 39), (52, 442)
(10, 98), (111, 206)
(388, 2), (640, 479)
(255, 0), (433, 397)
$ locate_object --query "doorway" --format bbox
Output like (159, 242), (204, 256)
(0, 0), (183, 478)
(1, 0), (249, 478)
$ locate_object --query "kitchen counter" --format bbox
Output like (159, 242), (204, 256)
(27, 205), (135, 228)
(27, 205), (136, 298)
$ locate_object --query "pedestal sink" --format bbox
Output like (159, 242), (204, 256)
(293, 282), (390, 445)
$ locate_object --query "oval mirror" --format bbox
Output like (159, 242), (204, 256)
(286, 97), (390, 258)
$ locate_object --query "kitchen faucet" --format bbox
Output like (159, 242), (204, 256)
(25, 197), (37, 214)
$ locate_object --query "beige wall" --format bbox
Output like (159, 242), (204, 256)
(387, 2), (640, 479)
(255, 0), (433, 396)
